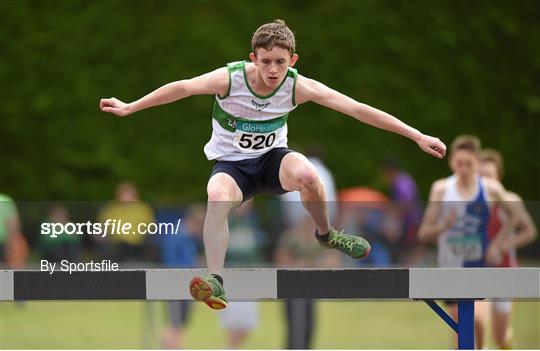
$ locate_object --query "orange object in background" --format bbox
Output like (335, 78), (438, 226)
(338, 187), (388, 209)
(6, 232), (29, 268)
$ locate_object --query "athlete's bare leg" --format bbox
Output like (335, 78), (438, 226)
(492, 302), (514, 348)
(449, 301), (489, 349)
(204, 173), (243, 276)
(279, 152), (330, 234)
(474, 301), (489, 349)
(227, 330), (250, 349)
(161, 326), (185, 349)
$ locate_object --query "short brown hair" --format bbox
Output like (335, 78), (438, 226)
(251, 19), (295, 56)
(451, 135), (481, 155)
(480, 148), (504, 179)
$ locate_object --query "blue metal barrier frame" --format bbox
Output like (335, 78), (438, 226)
(423, 299), (475, 349)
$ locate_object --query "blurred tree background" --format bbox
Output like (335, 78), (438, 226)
(1, 0), (539, 202)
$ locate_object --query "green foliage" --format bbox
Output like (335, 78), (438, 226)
(1, 0), (539, 201)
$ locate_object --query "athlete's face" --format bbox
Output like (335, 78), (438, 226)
(480, 161), (499, 180)
(249, 47), (298, 88)
(450, 150), (479, 178)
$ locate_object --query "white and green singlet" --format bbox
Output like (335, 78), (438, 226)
(203, 61), (298, 161)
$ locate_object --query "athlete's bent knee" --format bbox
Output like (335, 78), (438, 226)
(207, 188), (234, 202)
(297, 169), (322, 190)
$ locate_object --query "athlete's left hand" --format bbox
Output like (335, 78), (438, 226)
(485, 243), (503, 266)
(417, 134), (446, 159)
(499, 237), (513, 253)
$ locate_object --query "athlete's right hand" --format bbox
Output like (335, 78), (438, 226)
(443, 209), (457, 230)
(100, 97), (132, 117)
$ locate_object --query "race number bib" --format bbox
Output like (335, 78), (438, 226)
(233, 120), (282, 153)
(447, 234), (483, 261)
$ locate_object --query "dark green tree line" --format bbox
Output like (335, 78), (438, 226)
(1, 0), (539, 201)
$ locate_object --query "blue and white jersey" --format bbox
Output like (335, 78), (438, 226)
(438, 175), (491, 267)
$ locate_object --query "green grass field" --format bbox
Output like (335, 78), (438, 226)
(1, 300), (538, 349)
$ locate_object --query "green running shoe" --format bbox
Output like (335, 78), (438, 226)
(189, 274), (228, 310)
(319, 228), (371, 259)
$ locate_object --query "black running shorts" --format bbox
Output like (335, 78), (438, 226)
(210, 147), (295, 201)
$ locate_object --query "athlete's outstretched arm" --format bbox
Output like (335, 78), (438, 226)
(507, 193), (537, 249)
(295, 75), (446, 158)
(484, 179), (520, 265)
(100, 68), (229, 117)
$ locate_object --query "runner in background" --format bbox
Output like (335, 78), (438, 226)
(278, 146), (340, 349)
(479, 148), (537, 349)
(158, 203), (205, 349)
(418, 135), (519, 349)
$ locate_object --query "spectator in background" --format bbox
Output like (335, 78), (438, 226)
(382, 158), (420, 205)
(218, 200), (266, 349)
(97, 181), (155, 262)
(381, 158), (424, 265)
(39, 205), (82, 262)
(158, 203), (206, 349)
(278, 146), (340, 349)
(479, 148), (537, 349)
(0, 193), (28, 268)
(275, 216), (341, 349)
(338, 187), (395, 268)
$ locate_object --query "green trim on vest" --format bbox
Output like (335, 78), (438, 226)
(213, 101), (288, 133)
(217, 61), (244, 100)
(228, 61), (245, 72)
(289, 67), (298, 106)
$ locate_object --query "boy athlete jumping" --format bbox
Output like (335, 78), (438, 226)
(100, 20), (446, 310)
